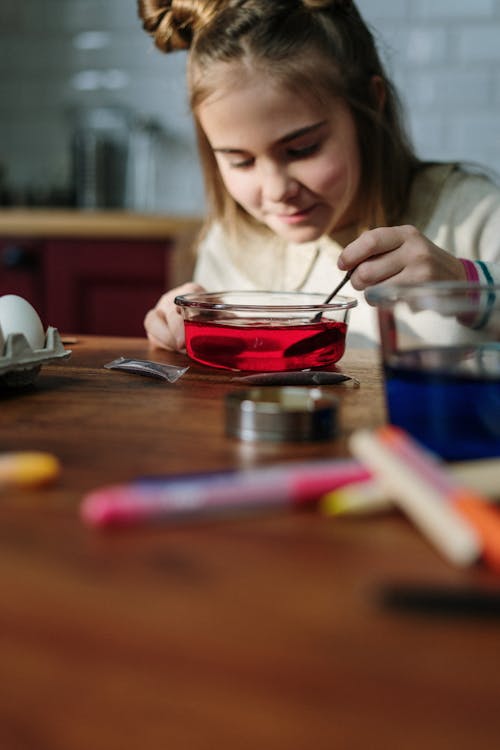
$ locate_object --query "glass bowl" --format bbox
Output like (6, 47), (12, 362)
(174, 290), (357, 372)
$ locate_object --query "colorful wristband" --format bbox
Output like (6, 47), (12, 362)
(473, 261), (496, 329)
(459, 258), (480, 283)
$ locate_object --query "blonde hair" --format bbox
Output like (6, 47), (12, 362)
(138, 0), (420, 236)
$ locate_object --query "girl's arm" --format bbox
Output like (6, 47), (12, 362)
(339, 169), (500, 302)
(339, 225), (500, 329)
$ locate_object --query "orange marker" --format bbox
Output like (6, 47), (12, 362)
(450, 489), (500, 572)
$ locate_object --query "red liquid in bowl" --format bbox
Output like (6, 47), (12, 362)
(184, 318), (348, 371)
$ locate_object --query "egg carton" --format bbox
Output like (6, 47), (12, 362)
(0, 327), (71, 387)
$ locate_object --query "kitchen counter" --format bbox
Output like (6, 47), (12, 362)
(0, 208), (202, 239)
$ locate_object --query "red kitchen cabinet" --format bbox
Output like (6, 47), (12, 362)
(0, 237), (170, 337)
(0, 212), (201, 337)
(43, 238), (171, 336)
(0, 238), (45, 314)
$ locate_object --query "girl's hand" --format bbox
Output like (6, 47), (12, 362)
(338, 225), (467, 292)
(144, 282), (205, 351)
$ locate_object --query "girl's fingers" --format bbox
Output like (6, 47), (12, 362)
(144, 282), (206, 351)
(144, 307), (177, 351)
(166, 305), (187, 351)
(350, 248), (406, 289)
(340, 226), (413, 268)
(342, 225), (466, 290)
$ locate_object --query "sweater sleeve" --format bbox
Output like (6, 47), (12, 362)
(454, 175), (500, 327)
(412, 168), (500, 313)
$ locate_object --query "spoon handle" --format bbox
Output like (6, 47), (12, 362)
(323, 267), (355, 305)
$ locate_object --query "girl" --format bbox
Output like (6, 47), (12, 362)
(138, 0), (500, 350)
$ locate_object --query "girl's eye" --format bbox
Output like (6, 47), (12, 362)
(287, 143), (319, 159)
(231, 158), (254, 169)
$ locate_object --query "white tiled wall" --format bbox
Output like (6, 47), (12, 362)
(357, 0), (500, 175)
(0, 0), (499, 213)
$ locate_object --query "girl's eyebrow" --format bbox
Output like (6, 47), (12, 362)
(279, 120), (327, 144)
(212, 120), (328, 154)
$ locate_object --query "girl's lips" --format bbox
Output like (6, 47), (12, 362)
(274, 204), (318, 225)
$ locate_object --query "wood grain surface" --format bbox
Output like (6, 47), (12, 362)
(1, 337), (499, 750)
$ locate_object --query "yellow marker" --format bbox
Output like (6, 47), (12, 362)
(321, 458), (500, 517)
(0, 452), (61, 488)
(321, 480), (392, 516)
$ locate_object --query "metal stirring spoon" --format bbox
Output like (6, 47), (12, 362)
(314, 267), (355, 320)
(284, 267), (355, 357)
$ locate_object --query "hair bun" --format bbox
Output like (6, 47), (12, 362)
(303, 0), (352, 9)
(138, 0), (224, 53)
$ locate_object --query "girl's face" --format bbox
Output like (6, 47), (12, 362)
(197, 67), (362, 243)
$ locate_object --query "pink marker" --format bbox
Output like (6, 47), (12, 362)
(80, 460), (371, 528)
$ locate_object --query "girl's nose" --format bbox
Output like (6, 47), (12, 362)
(261, 164), (299, 203)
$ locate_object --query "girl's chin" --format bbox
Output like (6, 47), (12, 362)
(266, 220), (326, 243)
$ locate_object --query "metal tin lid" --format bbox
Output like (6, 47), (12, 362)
(225, 386), (339, 442)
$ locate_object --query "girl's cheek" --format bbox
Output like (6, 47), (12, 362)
(308, 160), (345, 191)
(223, 172), (258, 205)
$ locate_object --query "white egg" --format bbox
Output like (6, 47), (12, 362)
(0, 295), (45, 350)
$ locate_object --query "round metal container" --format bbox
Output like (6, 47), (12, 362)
(225, 386), (339, 442)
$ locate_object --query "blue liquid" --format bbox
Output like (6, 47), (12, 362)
(385, 349), (500, 460)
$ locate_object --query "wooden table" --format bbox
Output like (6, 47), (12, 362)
(2, 337), (499, 750)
